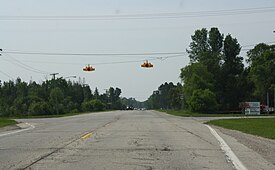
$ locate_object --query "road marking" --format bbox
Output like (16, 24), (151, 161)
(0, 122), (35, 137)
(81, 132), (92, 139)
(205, 125), (247, 170)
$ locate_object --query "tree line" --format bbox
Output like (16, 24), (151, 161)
(146, 82), (182, 110)
(0, 77), (130, 117)
(147, 27), (275, 113)
(0, 27), (273, 115)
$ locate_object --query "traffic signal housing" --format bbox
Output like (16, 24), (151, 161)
(141, 60), (153, 68)
(83, 65), (95, 72)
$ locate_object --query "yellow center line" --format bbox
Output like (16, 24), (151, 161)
(81, 132), (92, 139)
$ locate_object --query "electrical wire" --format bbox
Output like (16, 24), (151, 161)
(4, 54), (188, 66)
(2, 50), (187, 56)
(3, 40), (274, 58)
(0, 6), (275, 20)
(2, 53), (51, 75)
(92, 59), (149, 66)
(0, 70), (13, 79)
(1, 41), (273, 68)
(241, 41), (275, 47)
(84, 54), (187, 66)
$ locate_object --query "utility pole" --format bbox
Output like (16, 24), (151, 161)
(267, 92), (270, 114)
(50, 73), (59, 80)
(271, 84), (275, 113)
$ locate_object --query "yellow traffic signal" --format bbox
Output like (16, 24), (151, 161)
(83, 65), (95, 72)
(141, 60), (153, 68)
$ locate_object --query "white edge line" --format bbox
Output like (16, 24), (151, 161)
(205, 124), (247, 170)
(0, 122), (35, 137)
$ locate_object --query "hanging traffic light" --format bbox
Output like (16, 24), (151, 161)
(141, 60), (153, 68)
(83, 65), (95, 72)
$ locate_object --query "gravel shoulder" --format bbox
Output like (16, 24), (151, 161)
(0, 124), (20, 133)
(214, 125), (275, 165)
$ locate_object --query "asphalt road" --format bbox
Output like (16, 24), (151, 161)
(0, 110), (274, 170)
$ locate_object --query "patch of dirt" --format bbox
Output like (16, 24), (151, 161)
(215, 126), (275, 165)
(0, 124), (20, 133)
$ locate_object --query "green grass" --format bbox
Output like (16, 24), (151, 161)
(207, 118), (275, 139)
(159, 109), (246, 117)
(6, 113), (82, 119)
(159, 109), (273, 117)
(0, 118), (17, 127)
(18, 112), (89, 119)
(7, 110), (113, 119)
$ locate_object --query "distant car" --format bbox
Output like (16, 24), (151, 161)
(126, 107), (134, 110)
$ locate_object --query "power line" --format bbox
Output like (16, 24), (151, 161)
(0, 6), (275, 20)
(3, 40), (274, 58)
(1, 41), (273, 68)
(5, 53), (51, 74)
(90, 54), (187, 66)
(2, 50), (187, 56)
(241, 41), (275, 47)
(2, 53), (51, 75)
(0, 70), (13, 79)
(4, 54), (188, 66)
(3, 58), (49, 74)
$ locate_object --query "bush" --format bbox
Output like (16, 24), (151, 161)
(91, 99), (105, 111)
(81, 99), (105, 112)
(81, 100), (94, 112)
(28, 101), (50, 116)
(187, 89), (218, 112)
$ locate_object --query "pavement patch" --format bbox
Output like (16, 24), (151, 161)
(0, 122), (35, 137)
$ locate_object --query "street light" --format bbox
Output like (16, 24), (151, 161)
(63, 75), (77, 79)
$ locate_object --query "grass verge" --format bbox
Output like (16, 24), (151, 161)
(7, 110), (114, 119)
(159, 109), (245, 117)
(0, 118), (17, 127)
(207, 118), (275, 140)
(159, 109), (273, 117)
(14, 112), (90, 119)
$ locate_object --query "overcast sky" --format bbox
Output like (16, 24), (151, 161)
(0, 0), (275, 101)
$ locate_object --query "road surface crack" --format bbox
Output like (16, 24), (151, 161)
(19, 114), (122, 170)
(156, 113), (216, 146)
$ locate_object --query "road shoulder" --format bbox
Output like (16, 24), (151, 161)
(0, 124), (20, 133)
(212, 125), (275, 169)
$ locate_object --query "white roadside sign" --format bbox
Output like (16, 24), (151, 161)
(245, 102), (260, 115)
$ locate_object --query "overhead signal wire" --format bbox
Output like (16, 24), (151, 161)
(1, 40), (273, 68)
(5, 53), (188, 66)
(2, 40), (274, 60)
(0, 6), (275, 20)
(92, 59), (149, 66)
(3, 40), (275, 58)
(90, 54), (187, 66)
